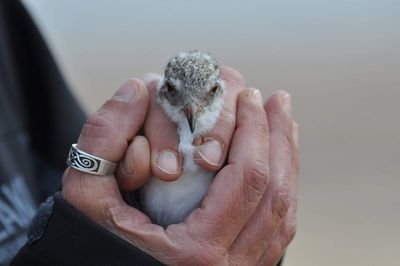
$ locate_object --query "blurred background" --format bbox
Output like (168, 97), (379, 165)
(23, 1), (399, 265)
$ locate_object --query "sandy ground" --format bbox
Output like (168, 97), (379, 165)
(24, 1), (400, 265)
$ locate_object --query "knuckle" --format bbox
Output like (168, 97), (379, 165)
(82, 110), (118, 140)
(271, 185), (291, 222)
(218, 106), (236, 130)
(87, 110), (112, 128)
(103, 199), (129, 231)
(208, 107), (236, 150)
(283, 134), (292, 149)
(253, 115), (269, 139)
(244, 160), (269, 203)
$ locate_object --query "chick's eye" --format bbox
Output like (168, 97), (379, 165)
(166, 82), (177, 95)
(209, 85), (219, 95)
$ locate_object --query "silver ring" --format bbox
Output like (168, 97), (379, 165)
(67, 144), (117, 176)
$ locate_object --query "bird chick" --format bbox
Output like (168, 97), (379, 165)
(139, 51), (225, 227)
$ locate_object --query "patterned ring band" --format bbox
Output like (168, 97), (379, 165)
(66, 144), (117, 176)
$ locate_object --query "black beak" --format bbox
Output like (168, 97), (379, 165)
(183, 104), (199, 133)
(187, 114), (196, 133)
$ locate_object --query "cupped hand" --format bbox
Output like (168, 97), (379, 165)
(62, 69), (299, 265)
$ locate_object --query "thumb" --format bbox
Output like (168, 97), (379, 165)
(76, 78), (149, 162)
(62, 79), (149, 220)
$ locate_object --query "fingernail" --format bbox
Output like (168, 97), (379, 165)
(156, 150), (179, 174)
(197, 139), (223, 166)
(112, 80), (138, 102)
(278, 91), (291, 114)
(252, 89), (263, 107)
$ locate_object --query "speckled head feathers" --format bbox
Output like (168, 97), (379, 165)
(158, 51), (224, 108)
(165, 51), (219, 91)
(157, 50), (225, 136)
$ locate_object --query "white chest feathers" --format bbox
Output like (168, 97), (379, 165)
(139, 103), (222, 227)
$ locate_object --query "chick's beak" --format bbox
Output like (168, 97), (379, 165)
(183, 103), (200, 133)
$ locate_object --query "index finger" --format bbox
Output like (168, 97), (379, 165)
(144, 75), (183, 181)
(193, 66), (245, 171)
(184, 88), (270, 249)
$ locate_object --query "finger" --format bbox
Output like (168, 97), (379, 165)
(256, 230), (285, 266)
(292, 121), (300, 179)
(62, 79), (149, 216)
(116, 136), (151, 191)
(257, 118), (299, 266)
(76, 78), (149, 162)
(258, 192), (298, 266)
(259, 206), (297, 266)
(143, 75), (182, 181)
(194, 66), (245, 171)
(281, 121), (299, 246)
(184, 88), (270, 249)
(228, 91), (294, 262)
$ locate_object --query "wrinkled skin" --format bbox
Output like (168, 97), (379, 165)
(62, 66), (299, 266)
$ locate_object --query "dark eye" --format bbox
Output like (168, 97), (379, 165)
(165, 81), (177, 95)
(209, 85), (219, 96)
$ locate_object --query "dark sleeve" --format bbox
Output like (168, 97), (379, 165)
(12, 193), (164, 266)
(1, 0), (86, 169)
(0, 0), (86, 199)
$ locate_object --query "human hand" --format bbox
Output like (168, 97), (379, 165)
(234, 90), (299, 265)
(62, 68), (299, 265)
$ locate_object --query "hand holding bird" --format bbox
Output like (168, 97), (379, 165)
(62, 62), (299, 265)
(139, 51), (227, 226)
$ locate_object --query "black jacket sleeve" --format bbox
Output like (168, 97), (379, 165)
(12, 193), (163, 266)
(0, 0), (86, 201)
